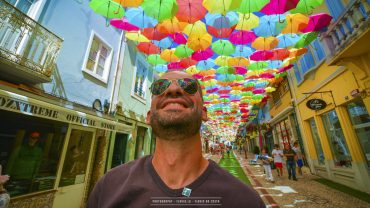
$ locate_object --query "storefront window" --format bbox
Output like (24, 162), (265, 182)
(0, 110), (67, 197)
(309, 118), (325, 165)
(347, 100), (370, 170)
(322, 110), (352, 168)
(59, 129), (93, 187)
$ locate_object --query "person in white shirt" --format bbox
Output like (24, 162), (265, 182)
(271, 144), (284, 177)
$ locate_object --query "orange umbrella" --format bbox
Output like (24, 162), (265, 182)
(142, 27), (168, 41)
(289, 48), (308, 57)
(157, 17), (188, 35)
(137, 42), (160, 55)
(228, 57), (250, 67)
(271, 48), (290, 60)
(114, 0), (142, 7)
(187, 33), (212, 51)
(160, 49), (180, 62)
(282, 13), (309, 34)
(251, 37), (279, 50)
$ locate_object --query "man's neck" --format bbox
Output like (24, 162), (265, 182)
(151, 134), (209, 189)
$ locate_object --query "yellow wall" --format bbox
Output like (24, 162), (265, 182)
(269, 91), (292, 118)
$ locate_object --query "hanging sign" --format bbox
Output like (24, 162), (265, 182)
(306, 99), (327, 110)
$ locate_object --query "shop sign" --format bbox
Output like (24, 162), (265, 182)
(350, 89), (361, 97)
(0, 92), (117, 131)
(306, 99), (327, 110)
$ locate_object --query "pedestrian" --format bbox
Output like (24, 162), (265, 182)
(0, 165), (10, 208)
(261, 148), (274, 183)
(88, 71), (265, 207)
(243, 137), (249, 159)
(283, 143), (298, 181)
(271, 144), (284, 177)
(292, 141), (304, 176)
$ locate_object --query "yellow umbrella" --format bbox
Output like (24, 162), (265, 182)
(185, 66), (200, 75)
(208, 94), (220, 99)
(187, 33), (212, 51)
(114, 0), (142, 7)
(183, 21), (207, 36)
(160, 49), (180, 62)
(198, 69), (216, 76)
(211, 100), (221, 104)
(236, 13), (259, 30)
(203, 79), (218, 87)
(251, 36), (279, 50)
(203, 0), (241, 15)
(125, 32), (150, 42)
(282, 13), (309, 34)
(157, 17), (188, 35)
(214, 56), (230, 66)
(228, 57), (250, 67)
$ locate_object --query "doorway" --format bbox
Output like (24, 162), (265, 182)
(111, 133), (129, 168)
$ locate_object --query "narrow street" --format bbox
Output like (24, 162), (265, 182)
(205, 151), (370, 208)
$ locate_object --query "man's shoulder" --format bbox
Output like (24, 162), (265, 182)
(107, 155), (149, 176)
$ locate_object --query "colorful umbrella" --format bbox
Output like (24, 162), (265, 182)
(233, 46), (255, 57)
(252, 37), (279, 50)
(141, 0), (178, 21)
(147, 54), (167, 65)
(160, 49), (180, 62)
(110, 18), (139, 31)
(253, 15), (286, 37)
(181, 58), (198, 68)
(197, 59), (216, 70)
(236, 13), (259, 30)
(157, 17), (188, 35)
(183, 21), (207, 36)
(229, 30), (257, 45)
(187, 33), (213, 51)
(125, 32), (150, 42)
(205, 12), (238, 29)
(215, 55), (231, 66)
(174, 44), (194, 58)
(89, 0), (124, 19)
(203, 0), (241, 15)
(276, 33), (300, 48)
(192, 48), (214, 61)
(238, 0), (269, 14)
(301, 13), (333, 33)
(208, 25), (236, 38)
(261, 0), (300, 15)
(125, 7), (158, 28)
(176, 0), (207, 23)
(282, 13), (309, 34)
(113, 0), (143, 7)
(250, 50), (273, 61)
(152, 37), (174, 48)
(295, 32), (319, 48)
(142, 27), (167, 41)
(290, 0), (324, 15)
(137, 42), (160, 55)
(271, 48), (290, 60)
(170, 32), (188, 44)
(212, 40), (235, 56)
(228, 57), (249, 67)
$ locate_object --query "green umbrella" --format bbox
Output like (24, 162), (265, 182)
(147, 54), (167, 65)
(295, 32), (319, 48)
(242, 91), (253, 96)
(217, 66), (235, 74)
(141, 0), (178, 22)
(174, 45), (194, 58)
(248, 62), (268, 70)
(89, 0), (124, 19)
(236, 75), (244, 81)
(212, 40), (235, 56)
(238, 0), (269, 14)
(290, 0), (324, 14)
(276, 71), (288, 78)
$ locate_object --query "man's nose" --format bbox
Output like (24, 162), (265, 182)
(163, 80), (184, 97)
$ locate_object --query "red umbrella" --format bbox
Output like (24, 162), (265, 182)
(229, 30), (257, 45)
(176, 0), (207, 23)
(191, 48), (214, 61)
(136, 42), (160, 55)
(250, 50), (274, 61)
(271, 48), (290, 60)
(142, 28), (167, 41)
(259, 73), (275, 79)
(180, 57), (197, 68)
(208, 25), (236, 38)
(169, 32), (187, 44)
(301, 13), (333, 33)
(261, 0), (300, 15)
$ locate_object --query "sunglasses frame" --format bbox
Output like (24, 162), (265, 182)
(150, 78), (199, 96)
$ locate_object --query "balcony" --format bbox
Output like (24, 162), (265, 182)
(0, 0), (63, 85)
(322, 0), (370, 64)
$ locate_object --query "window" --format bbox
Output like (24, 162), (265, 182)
(0, 110), (67, 197)
(308, 118), (325, 165)
(322, 110), (352, 168)
(82, 32), (113, 83)
(271, 78), (289, 105)
(5, 0), (34, 14)
(325, 0), (345, 20)
(347, 100), (370, 170)
(132, 57), (149, 100)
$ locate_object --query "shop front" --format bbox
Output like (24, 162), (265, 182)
(0, 89), (130, 208)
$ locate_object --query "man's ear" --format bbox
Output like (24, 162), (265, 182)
(201, 106), (208, 121)
(146, 110), (151, 125)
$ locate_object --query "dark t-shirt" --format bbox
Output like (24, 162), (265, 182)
(88, 155), (265, 208)
(283, 149), (296, 161)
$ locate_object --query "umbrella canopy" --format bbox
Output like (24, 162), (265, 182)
(282, 13), (309, 34)
(203, 0), (241, 15)
(142, 27), (167, 41)
(229, 30), (257, 45)
(187, 33), (213, 51)
(236, 13), (259, 31)
(237, 0), (269, 14)
(113, 0), (143, 7)
(125, 7), (158, 28)
(191, 48), (214, 61)
(170, 32), (188, 44)
(161, 49), (180, 62)
(295, 32), (319, 48)
(125, 32), (150, 42)
(183, 21), (207, 36)
(253, 15), (286, 37)
(271, 48), (290, 60)
(147, 54), (167, 65)
(301, 13), (332, 33)
(212, 40), (235, 56)
(228, 57), (249, 67)
(215, 55), (231, 66)
(208, 25), (236, 38)
(157, 17), (188, 35)
(110, 18), (139, 31)
(276, 33), (300, 48)
(174, 44), (194, 58)
(252, 37), (279, 50)
(89, 0), (124, 19)
(141, 0), (178, 21)
(290, 0), (324, 14)
(250, 50), (274, 61)
(176, 0), (207, 23)
(261, 0), (300, 15)
(197, 59), (216, 70)
(137, 42), (160, 55)
(152, 37), (174, 48)
(233, 45), (254, 57)
(205, 12), (238, 29)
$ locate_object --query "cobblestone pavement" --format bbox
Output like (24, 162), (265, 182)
(204, 151), (370, 208)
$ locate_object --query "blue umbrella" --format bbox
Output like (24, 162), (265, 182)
(154, 64), (168, 73)
(196, 59), (215, 70)
(152, 37), (174, 49)
(233, 45), (255, 57)
(276, 33), (300, 48)
(253, 15), (287, 37)
(205, 11), (238, 29)
(268, 60), (284, 68)
(125, 7), (158, 28)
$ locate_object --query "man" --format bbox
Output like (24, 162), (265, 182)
(0, 165), (10, 208)
(283, 143), (297, 181)
(271, 144), (283, 177)
(88, 71), (265, 207)
(292, 141), (304, 175)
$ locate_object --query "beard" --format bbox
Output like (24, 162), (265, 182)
(150, 107), (203, 141)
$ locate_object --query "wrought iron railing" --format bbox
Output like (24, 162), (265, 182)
(322, 0), (370, 60)
(0, 0), (63, 78)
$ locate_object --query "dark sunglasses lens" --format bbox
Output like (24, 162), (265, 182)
(177, 78), (198, 94)
(151, 79), (171, 95)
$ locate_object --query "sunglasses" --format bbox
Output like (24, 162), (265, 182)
(150, 78), (199, 96)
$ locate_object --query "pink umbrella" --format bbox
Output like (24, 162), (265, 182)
(301, 13), (333, 33)
(167, 62), (184, 70)
(250, 50), (274, 61)
(220, 95), (230, 98)
(278, 64), (294, 73)
(169, 32), (188, 44)
(229, 31), (257, 45)
(253, 88), (266, 94)
(191, 48), (214, 61)
(193, 73), (204, 79)
(259, 73), (275, 79)
(234, 66), (248, 75)
(240, 108), (249, 113)
(110, 18), (140, 31)
(261, 0), (300, 15)
(206, 88), (219, 93)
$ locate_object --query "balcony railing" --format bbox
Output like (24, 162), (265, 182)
(0, 0), (63, 84)
(322, 0), (370, 63)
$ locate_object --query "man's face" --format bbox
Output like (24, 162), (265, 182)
(284, 144), (290, 150)
(146, 71), (207, 140)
